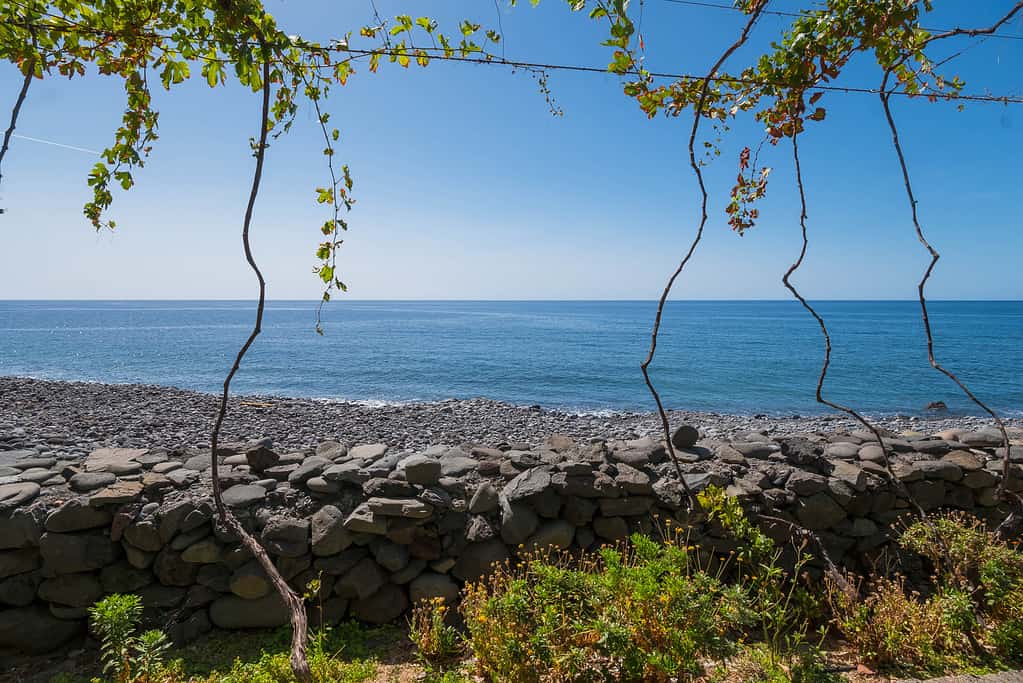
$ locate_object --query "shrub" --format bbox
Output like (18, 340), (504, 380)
(88, 594), (148, 683)
(461, 534), (751, 682)
(409, 597), (463, 667)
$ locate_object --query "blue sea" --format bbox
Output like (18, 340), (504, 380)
(0, 300), (1020, 416)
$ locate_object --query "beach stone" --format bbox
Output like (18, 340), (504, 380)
(452, 539), (508, 582)
(915, 459), (962, 482)
(732, 442), (780, 459)
(942, 450), (984, 471)
(315, 440), (347, 460)
(343, 504), (387, 535)
(210, 593), (288, 629)
(502, 467), (553, 502)
(181, 539), (221, 564)
(0, 606), (82, 653)
(335, 558), (386, 600)
(0, 482), (40, 508)
(399, 454), (442, 485)
(0, 510), (42, 549)
(153, 548), (199, 586)
(90, 481), (144, 506)
(0, 572), (41, 606)
(351, 583), (407, 624)
(909, 480), (946, 511)
(525, 520), (574, 551)
(322, 462), (370, 484)
(84, 448), (147, 473)
(311, 505), (353, 556)
(0, 547), (39, 579)
(500, 499), (538, 545)
(439, 453), (478, 478)
(409, 572), (459, 605)
(786, 470), (827, 496)
(468, 483), (499, 514)
(17, 468), (56, 483)
(229, 562), (270, 599)
(366, 497), (433, 519)
(288, 456), (329, 486)
(100, 562), (152, 593)
(963, 470), (998, 489)
(69, 472), (115, 492)
(959, 431), (1003, 448)
(671, 425), (699, 449)
(349, 444), (388, 461)
(824, 443), (860, 460)
(261, 517), (309, 558)
(858, 444), (886, 463)
(38, 573), (103, 607)
(40, 532), (119, 574)
(245, 444), (280, 472)
(830, 461), (867, 492)
(222, 484), (266, 508)
(593, 516), (629, 541)
(45, 500), (111, 533)
(123, 520), (163, 553)
(795, 493), (847, 531)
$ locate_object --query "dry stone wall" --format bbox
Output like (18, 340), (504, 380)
(1, 426), (1021, 653)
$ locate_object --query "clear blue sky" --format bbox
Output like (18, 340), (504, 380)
(1, 1), (1021, 300)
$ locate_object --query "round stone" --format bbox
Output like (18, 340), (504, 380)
(671, 425), (699, 450)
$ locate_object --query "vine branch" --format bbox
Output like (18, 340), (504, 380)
(207, 49), (312, 682)
(640, 0), (767, 506)
(0, 35), (34, 193)
(878, 68), (1016, 524)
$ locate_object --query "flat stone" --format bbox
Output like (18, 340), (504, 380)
(830, 461), (867, 492)
(89, 481), (143, 506)
(787, 470), (827, 496)
(824, 442), (861, 460)
(502, 467), (553, 502)
(0, 482), (40, 507)
(731, 442), (780, 459)
(287, 456), (330, 486)
(366, 497), (434, 519)
(399, 454), (442, 485)
(182, 454), (213, 471)
(349, 444), (388, 461)
(150, 458), (181, 474)
(222, 484), (266, 508)
(84, 448), (147, 473)
(322, 462), (371, 484)
(915, 459), (963, 482)
(17, 468), (56, 483)
(44, 500), (111, 533)
(439, 453), (478, 478)
(343, 504), (387, 535)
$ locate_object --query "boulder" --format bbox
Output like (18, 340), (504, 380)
(409, 572), (459, 605)
(350, 583), (407, 624)
(222, 484), (267, 508)
(260, 517), (309, 558)
(0, 606), (82, 653)
(40, 532), (119, 574)
(452, 539), (508, 582)
(795, 493), (847, 531)
(45, 500), (111, 533)
(399, 455), (442, 485)
(0, 482), (41, 507)
(311, 505), (353, 556)
(38, 573), (103, 607)
(209, 593), (289, 629)
(671, 425), (699, 449)
(0, 547), (39, 579)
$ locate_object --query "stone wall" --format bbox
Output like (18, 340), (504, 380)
(1, 426), (1021, 654)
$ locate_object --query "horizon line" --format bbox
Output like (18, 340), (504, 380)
(1, 298), (1022, 303)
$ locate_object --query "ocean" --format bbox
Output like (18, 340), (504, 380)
(0, 300), (1019, 416)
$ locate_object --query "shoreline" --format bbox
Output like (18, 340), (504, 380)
(2, 375), (1020, 452)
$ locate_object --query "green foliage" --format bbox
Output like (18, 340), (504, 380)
(88, 593), (146, 683)
(829, 513), (1023, 675)
(460, 489), (824, 682)
(408, 597), (463, 668)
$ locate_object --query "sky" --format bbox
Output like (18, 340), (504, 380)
(0, 0), (1021, 300)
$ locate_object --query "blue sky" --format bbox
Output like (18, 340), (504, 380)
(0, 0), (1021, 300)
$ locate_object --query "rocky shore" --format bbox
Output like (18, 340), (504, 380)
(1, 375), (1022, 657)
(2, 376), (1019, 453)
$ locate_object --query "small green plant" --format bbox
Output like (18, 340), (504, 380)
(88, 594), (147, 683)
(408, 597), (462, 667)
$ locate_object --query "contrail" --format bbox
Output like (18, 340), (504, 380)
(12, 133), (100, 155)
